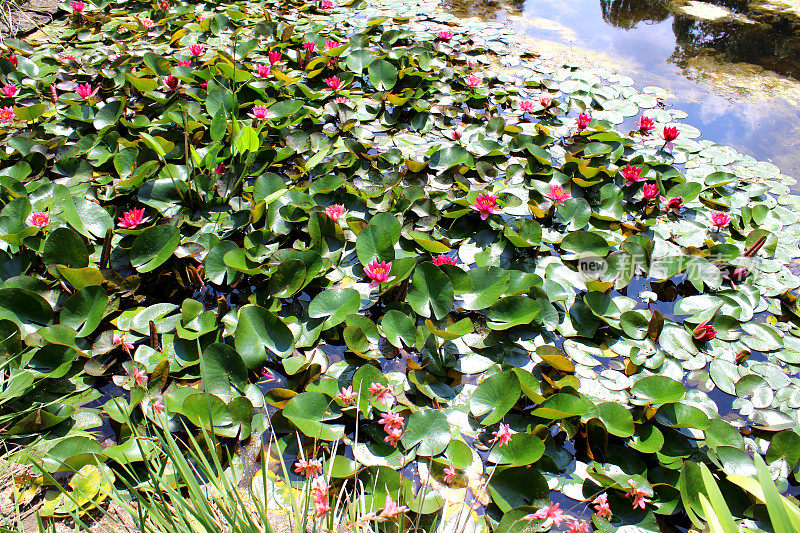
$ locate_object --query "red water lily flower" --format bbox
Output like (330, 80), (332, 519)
(450, 128), (463, 141)
(547, 184), (571, 205)
(540, 96), (552, 108)
(176, 60), (191, 67)
(249, 105), (268, 119)
(693, 321), (716, 342)
(711, 211), (731, 228)
(320, 0), (335, 8)
(3, 56), (16, 67)
(323, 204), (345, 221)
(257, 64), (271, 78)
(576, 112), (591, 131)
(325, 40), (339, 50)
(215, 163), (226, 174)
(268, 51), (282, 65)
(189, 44), (204, 56)
(636, 115), (655, 134)
(71, 1), (85, 13)
(660, 125), (679, 143)
(432, 254), (457, 266)
(472, 193), (498, 220)
(621, 164), (643, 186)
(164, 75), (180, 91)
(436, 30), (453, 41)
(1, 84), (18, 97)
(28, 211), (49, 227)
(642, 183), (659, 200)
(323, 76), (343, 91)
(118, 207), (149, 229)
(464, 75), (481, 88)
(0, 106), (15, 124)
(667, 196), (683, 211)
(303, 41), (316, 53)
(159, 0), (168, 9)
(364, 260), (395, 287)
(519, 100), (534, 112)
(76, 82), (98, 100)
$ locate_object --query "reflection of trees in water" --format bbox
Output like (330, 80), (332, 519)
(443, 0), (524, 20)
(599, 0), (669, 29)
(601, 0), (800, 79)
(669, 14), (800, 79)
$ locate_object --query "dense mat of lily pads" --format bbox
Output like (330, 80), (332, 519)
(2, 0), (800, 530)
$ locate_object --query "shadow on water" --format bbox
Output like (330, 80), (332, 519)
(443, 0), (800, 178)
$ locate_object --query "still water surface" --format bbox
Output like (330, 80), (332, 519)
(446, 0), (800, 178)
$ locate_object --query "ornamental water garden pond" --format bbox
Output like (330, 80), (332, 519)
(2, 0), (800, 531)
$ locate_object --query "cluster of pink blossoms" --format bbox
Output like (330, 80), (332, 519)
(378, 410), (405, 445)
(524, 503), (590, 532)
(293, 457), (329, 517)
(491, 423), (514, 446)
(626, 480), (652, 509)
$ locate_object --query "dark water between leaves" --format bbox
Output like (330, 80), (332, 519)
(446, 0), (800, 180)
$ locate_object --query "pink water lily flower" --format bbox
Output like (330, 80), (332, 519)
(249, 105), (268, 119)
(130, 366), (147, 387)
(323, 204), (345, 221)
(260, 367), (276, 381)
(472, 193), (498, 220)
(464, 75), (481, 88)
(642, 183), (659, 200)
(293, 457), (323, 478)
(1, 84), (18, 97)
(450, 128), (463, 141)
(113, 333), (135, 354)
(325, 40), (339, 50)
(215, 163), (226, 175)
(336, 385), (357, 405)
(268, 51), (282, 65)
(378, 411), (404, 431)
(320, 0), (335, 8)
(324, 76), (343, 91)
(491, 423), (514, 447)
(693, 321), (716, 342)
(140, 18), (154, 28)
(566, 519), (590, 533)
(711, 211), (731, 229)
(28, 211), (49, 228)
(364, 260), (394, 287)
(159, 0), (168, 10)
(432, 254), (457, 266)
(443, 464), (457, 483)
(71, 1), (85, 13)
(379, 495), (409, 519)
(62, 55), (76, 64)
(76, 82), (98, 100)
(436, 30), (453, 41)
(152, 397), (165, 414)
(118, 207), (149, 228)
(302, 41), (316, 53)
(667, 196), (683, 211)
(519, 100), (534, 112)
(576, 112), (591, 131)
(368, 382), (394, 404)
(625, 479), (652, 509)
(257, 64), (271, 78)
(524, 503), (565, 526)
(333, 96), (349, 104)
(621, 164), (643, 186)
(636, 115), (655, 134)
(0, 107), (13, 124)
(176, 60), (191, 67)
(592, 492), (612, 519)
(164, 75), (180, 91)
(540, 96), (552, 108)
(547, 184), (571, 205)
(189, 44), (205, 56)
(384, 427), (403, 445)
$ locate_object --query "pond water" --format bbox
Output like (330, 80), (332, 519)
(445, 0), (800, 179)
